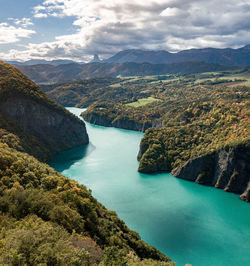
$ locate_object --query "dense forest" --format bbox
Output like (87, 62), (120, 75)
(35, 67), (250, 200)
(73, 71), (249, 163)
(0, 144), (173, 265)
(0, 61), (174, 265)
(79, 70), (250, 200)
(39, 69), (250, 178)
(0, 61), (68, 113)
(41, 69), (249, 108)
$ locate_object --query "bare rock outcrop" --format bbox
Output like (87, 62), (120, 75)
(171, 144), (250, 202)
(0, 96), (89, 154)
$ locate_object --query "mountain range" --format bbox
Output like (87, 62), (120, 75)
(5, 59), (83, 66)
(104, 45), (250, 66)
(6, 45), (250, 67)
(17, 61), (237, 84)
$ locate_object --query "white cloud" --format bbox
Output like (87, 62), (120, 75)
(160, 7), (181, 17)
(2, 0), (250, 61)
(12, 18), (34, 27)
(0, 22), (35, 44)
(8, 18), (34, 27)
(34, 13), (48, 18)
(33, 1), (64, 18)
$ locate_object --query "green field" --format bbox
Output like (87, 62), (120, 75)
(126, 97), (160, 107)
(44, 67), (250, 110)
(109, 83), (121, 88)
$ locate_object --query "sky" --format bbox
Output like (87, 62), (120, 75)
(0, 0), (250, 62)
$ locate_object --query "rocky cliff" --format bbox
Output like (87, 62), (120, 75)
(0, 61), (89, 160)
(0, 97), (89, 153)
(82, 111), (162, 132)
(171, 144), (250, 202)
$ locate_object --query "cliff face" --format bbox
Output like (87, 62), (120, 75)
(82, 112), (162, 132)
(0, 61), (89, 160)
(171, 145), (250, 202)
(0, 97), (89, 155)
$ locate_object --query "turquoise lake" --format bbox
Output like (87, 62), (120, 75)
(50, 107), (250, 266)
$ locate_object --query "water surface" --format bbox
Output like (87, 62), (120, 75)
(51, 107), (250, 266)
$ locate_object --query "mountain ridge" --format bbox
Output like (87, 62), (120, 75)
(5, 59), (84, 66)
(104, 45), (250, 66)
(5, 45), (250, 67)
(17, 61), (238, 84)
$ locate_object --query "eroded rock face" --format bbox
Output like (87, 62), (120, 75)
(82, 113), (113, 128)
(0, 97), (89, 155)
(240, 182), (250, 202)
(82, 112), (162, 132)
(171, 145), (250, 202)
(112, 118), (152, 132)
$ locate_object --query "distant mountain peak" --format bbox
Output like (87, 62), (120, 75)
(91, 54), (101, 63)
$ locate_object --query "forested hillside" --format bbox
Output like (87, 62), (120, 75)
(33, 67), (250, 201)
(0, 61), (89, 161)
(0, 144), (173, 265)
(80, 70), (250, 201)
(18, 61), (237, 84)
(0, 62), (174, 264)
